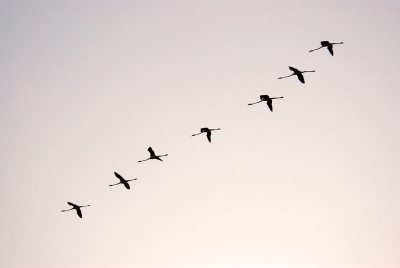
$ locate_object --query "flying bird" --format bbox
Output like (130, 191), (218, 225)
(309, 41), (343, 56)
(61, 202), (90, 218)
(278, 66), (315, 84)
(192, 127), (220, 143)
(248, 95), (284, 112)
(109, 172), (137, 189)
(138, 147), (168, 162)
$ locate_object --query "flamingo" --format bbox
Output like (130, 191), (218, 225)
(309, 41), (343, 56)
(278, 66), (315, 84)
(192, 127), (220, 143)
(138, 147), (168, 162)
(61, 202), (90, 218)
(248, 95), (284, 112)
(109, 172), (137, 189)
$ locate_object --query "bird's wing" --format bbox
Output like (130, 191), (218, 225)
(123, 182), (130, 190)
(67, 202), (76, 207)
(289, 66), (298, 72)
(297, 73), (305, 83)
(206, 131), (211, 143)
(267, 100), (273, 111)
(114, 172), (124, 182)
(76, 208), (82, 218)
(148, 147), (155, 156)
(328, 45), (334, 56)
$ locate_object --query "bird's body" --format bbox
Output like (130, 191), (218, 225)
(309, 41), (343, 56)
(192, 127), (220, 143)
(109, 172), (137, 189)
(61, 202), (90, 218)
(138, 147), (168, 162)
(278, 66), (315, 84)
(248, 95), (284, 112)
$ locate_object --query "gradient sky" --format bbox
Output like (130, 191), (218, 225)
(1, 1), (399, 268)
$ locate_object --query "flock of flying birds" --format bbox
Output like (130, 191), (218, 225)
(61, 40), (344, 218)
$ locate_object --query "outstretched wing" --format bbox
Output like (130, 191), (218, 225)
(206, 131), (211, 143)
(327, 45), (334, 56)
(114, 172), (124, 182)
(289, 66), (298, 72)
(148, 147), (155, 157)
(123, 182), (130, 190)
(297, 73), (305, 83)
(76, 208), (82, 218)
(267, 100), (273, 111)
(67, 202), (76, 207)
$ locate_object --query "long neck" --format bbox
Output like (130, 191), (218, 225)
(278, 74), (294, 79)
(309, 46), (323, 52)
(61, 208), (74, 212)
(248, 100), (263, 105)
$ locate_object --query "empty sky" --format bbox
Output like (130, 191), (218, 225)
(1, 1), (399, 268)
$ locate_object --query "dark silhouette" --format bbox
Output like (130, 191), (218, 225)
(278, 66), (315, 84)
(109, 172), (137, 189)
(248, 95), (284, 112)
(192, 127), (220, 143)
(138, 147), (168, 162)
(309, 41), (343, 56)
(61, 202), (90, 218)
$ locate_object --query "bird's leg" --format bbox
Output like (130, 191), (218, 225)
(309, 46), (323, 52)
(248, 100), (263, 105)
(332, 42), (343, 45)
(80, 205), (90, 208)
(126, 179), (137, 182)
(278, 74), (294, 80)
(271, 97), (284, 99)
(209, 128), (220, 131)
(301, 70), (315, 73)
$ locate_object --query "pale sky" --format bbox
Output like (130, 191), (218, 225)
(1, 1), (399, 268)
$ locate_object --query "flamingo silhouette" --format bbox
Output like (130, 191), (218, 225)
(109, 172), (137, 189)
(138, 147), (168, 162)
(61, 202), (90, 218)
(309, 41), (343, 56)
(278, 66), (315, 84)
(192, 128), (220, 143)
(248, 95), (284, 112)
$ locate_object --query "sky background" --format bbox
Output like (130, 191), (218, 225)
(1, 1), (399, 268)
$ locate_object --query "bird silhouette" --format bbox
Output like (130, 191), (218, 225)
(248, 95), (284, 112)
(138, 147), (168, 162)
(278, 66), (315, 84)
(61, 202), (90, 218)
(191, 127), (220, 143)
(309, 41), (343, 56)
(109, 172), (137, 189)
